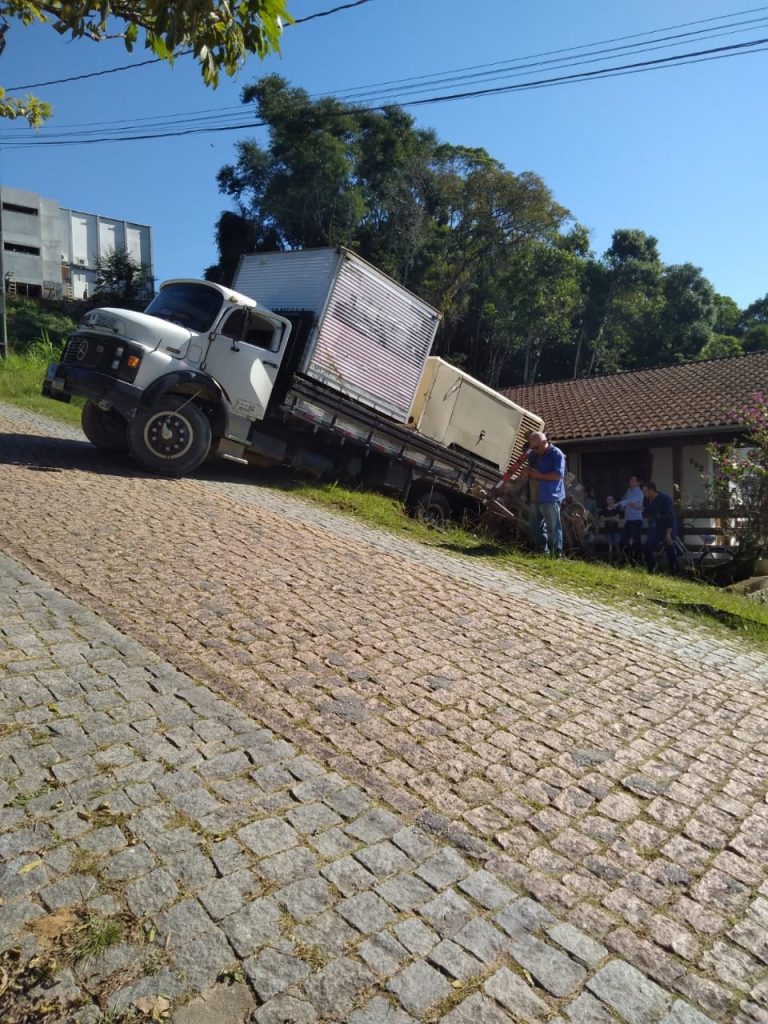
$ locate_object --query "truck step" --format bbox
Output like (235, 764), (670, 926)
(216, 439), (248, 464)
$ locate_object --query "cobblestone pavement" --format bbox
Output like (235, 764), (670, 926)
(1, 403), (767, 1023)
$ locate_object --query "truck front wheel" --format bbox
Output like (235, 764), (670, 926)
(128, 394), (211, 476)
(81, 400), (129, 453)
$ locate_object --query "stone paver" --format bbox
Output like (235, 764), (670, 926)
(1, 404), (765, 1022)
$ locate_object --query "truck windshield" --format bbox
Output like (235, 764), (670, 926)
(144, 283), (224, 332)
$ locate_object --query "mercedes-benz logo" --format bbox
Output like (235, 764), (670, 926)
(75, 339), (88, 361)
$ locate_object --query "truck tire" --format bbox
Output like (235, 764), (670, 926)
(128, 394), (211, 476)
(81, 400), (129, 453)
(412, 489), (452, 528)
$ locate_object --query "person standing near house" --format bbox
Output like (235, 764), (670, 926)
(642, 481), (678, 573)
(599, 494), (623, 561)
(617, 474), (644, 561)
(523, 431), (567, 557)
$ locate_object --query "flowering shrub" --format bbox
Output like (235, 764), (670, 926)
(708, 391), (768, 560)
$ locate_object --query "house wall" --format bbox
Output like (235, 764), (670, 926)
(682, 444), (713, 507)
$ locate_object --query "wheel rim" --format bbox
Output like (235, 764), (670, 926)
(143, 410), (195, 460)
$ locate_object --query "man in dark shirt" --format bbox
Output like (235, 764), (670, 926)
(642, 482), (678, 573)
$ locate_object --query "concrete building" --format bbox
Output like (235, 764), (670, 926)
(0, 186), (153, 301)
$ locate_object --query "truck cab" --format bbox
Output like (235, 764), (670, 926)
(43, 279), (292, 473)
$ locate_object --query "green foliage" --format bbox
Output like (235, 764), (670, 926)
(708, 391), (768, 559)
(0, 85), (51, 126)
(743, 323), (768, 353)
(6, 295), (76, 352)
(0, 1), (290, 123)
(697, 334), (743, 360)
(94, 247), (153, 305)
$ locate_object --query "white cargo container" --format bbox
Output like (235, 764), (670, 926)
(233, 247), (441, 424)
(408, 357), (544, 473)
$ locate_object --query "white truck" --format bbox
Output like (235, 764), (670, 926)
(43, 247), (543, 523)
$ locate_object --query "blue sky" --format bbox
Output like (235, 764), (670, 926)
(1, 0), (766, 308)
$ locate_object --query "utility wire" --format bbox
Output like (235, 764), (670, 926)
(334, 19), (768, 105)
(333, 6), (768, 97)
(3, 10), (767, 139)
(2, 35), (766, 149)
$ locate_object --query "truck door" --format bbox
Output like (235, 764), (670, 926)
(202, 308), (286, 421)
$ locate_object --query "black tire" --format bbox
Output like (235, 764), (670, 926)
(81, 400), (129, 453)
(128, 394), (211, 476)
(412, 489), (452, 528)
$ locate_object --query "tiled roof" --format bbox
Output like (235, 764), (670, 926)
(501, 351), (768, 442)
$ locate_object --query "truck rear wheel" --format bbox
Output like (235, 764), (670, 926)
(128, 394), (211, 476)
(81, 400), (129, 453)
(412, 489), (452, 528)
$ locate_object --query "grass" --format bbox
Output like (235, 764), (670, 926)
(3, 346), (768, 652)
(68, 914), (123, 964)
(0, 342), (83, 425)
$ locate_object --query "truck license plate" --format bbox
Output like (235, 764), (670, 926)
(50, 378), (65, 391)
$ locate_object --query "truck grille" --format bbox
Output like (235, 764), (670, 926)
(62, 333), (122, 374)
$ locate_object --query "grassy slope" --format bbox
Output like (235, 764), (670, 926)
(3, 349), (767, 652)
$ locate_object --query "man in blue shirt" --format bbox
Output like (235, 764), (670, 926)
(642, 481), (678, 573)
(523, 431), (566, 557)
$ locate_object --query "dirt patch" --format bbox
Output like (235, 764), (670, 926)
(29, 908), (79, 949)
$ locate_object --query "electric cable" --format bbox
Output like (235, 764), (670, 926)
(2, 34), (766, 149)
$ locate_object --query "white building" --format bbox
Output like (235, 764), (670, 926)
(0, 186), (153, 301)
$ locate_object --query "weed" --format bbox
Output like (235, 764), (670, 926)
(68, 914), (123, 964)
(291, 939), (330, 971)
(9, 780), (58, 807)
(70, 849), (100, 876)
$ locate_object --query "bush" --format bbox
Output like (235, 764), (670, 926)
(7, 296), (77, 353)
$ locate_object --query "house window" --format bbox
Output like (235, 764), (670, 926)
(3, 241), (41, 255)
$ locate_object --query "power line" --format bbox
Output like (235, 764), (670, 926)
(2, 34), (766, 149)
(333, 4), (768, 98)
(6, 0), (375, 91)
(334, 18), (768, 105)
(4, 9), (768, 139)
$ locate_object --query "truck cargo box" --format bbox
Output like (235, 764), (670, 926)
(233, 247), (441, 424)
(408, 357), (545, 473)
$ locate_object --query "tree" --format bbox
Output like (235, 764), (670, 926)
(210, 76), (444, 284)
(0, 0), (289, 125)
(94, 247), (153, 305)
(576, 229), (663, 376)
(712, 293), (741, 336)
(696, 334), (743, 360)
(739, 295), (768, 352)
(649, 263), (716, 365)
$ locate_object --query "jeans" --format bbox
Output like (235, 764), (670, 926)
(530, 501), (563, 555)
(622, 519), (643, 558)
(644, 525), (678, 572)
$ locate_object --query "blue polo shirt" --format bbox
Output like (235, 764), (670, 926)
(528, 444), (566, 504)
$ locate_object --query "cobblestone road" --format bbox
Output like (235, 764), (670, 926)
(1, 403), (767, 1023)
